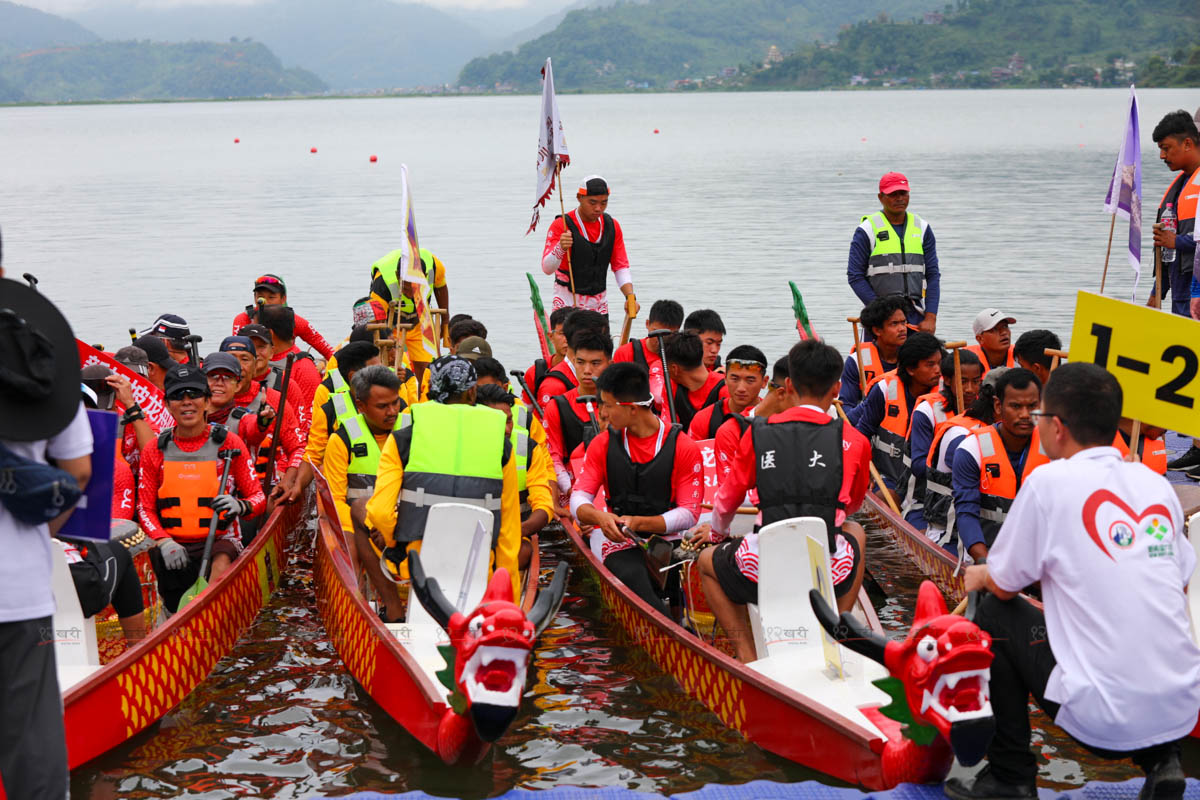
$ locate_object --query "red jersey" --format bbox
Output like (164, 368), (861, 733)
(137, 426), (266, 541)
(232, 309), (334, 360)
(113, 452), (135, 520)
(713, 405), (871, 533)
(613, 339), (668, 411)
(527, 359), (577, 408)
(269, 346), (319, 441)
(688, 397), (751, 441)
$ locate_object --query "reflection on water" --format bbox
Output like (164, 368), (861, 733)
(70, 517), (1196, 798)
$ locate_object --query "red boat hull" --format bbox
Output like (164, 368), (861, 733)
(863, 493), (966, 602)
(62, 500), (299, 769)
(563, 522), (949, 789)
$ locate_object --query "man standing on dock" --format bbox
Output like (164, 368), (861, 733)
(541, 176), (638, 317)
(1148, 110), (1199, 317)
(847, 172), (941, 332)
(956, 363), (1200, 800)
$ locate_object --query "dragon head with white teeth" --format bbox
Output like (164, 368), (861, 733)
(811, 580), (996, 771)
(410, 553), (569, 749)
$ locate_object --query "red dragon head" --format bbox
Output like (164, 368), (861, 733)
(810, 581), (994, 767)
(411, 553), (568, 746)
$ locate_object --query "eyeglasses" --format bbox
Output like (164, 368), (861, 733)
(1030, 410), (1058, 423)
(167, 389), (208, 401)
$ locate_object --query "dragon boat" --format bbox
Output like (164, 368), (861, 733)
(312, 473), (567, 764)
(563, 515), (996, 789)
(51, 500), (300, 770)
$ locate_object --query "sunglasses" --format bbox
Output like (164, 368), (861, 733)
(167, 388), (208, 401)
(603, 398), (654, 408)
(255, 275), (283, 287)
(726, 358), (766, 369)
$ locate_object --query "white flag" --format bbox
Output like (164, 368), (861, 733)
(1102, 86), (1143, 298)
(528, 57), (570, 234)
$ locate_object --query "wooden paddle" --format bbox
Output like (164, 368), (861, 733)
(833, 400), (902, 516)
(1044, 348), (1069, 371)
(262, 353), (295, 499)
(619, 293), (637, 347)
(645, 328), (678, 425)
(847, 317), (868, 397)
(945, 340), (968, 413)
(178, 448), (238, 609)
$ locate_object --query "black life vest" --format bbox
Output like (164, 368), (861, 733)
(557, 213), (615, 296)
(673, 378), (724, 431)
(606, 424), (681, 517)
(704, 399), (751, 440)
(533, 358), (576, 398)
(555, 394), (598, 463)
(752, 416), (845, 544)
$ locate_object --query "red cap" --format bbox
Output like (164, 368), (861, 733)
(879, 172), (910, 194)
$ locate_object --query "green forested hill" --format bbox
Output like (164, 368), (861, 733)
(1, 40), (325, 103)
(0, 0), (98, 60)
(458, 0), (943, 91)
(754, 0), (1199, 89)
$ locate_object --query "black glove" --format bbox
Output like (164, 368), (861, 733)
(382, 545), (408, 567)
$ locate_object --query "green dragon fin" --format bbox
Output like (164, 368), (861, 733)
(872, 676), (938, 746)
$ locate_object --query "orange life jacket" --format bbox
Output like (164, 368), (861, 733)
(924, 414), (983, 534)
(965, 344), (1014, 376)
(155, 424), (231, 541)
(852, 342), (887, 387)
(1159, 168), (1200, 229)
(871, 371), (912, 489)
(974, 424), (1048, 545)
(1113, 431), (1168, 475)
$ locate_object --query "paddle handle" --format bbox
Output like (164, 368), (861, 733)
(847, 317), (867, 397)
(833, 400), (902, 516)
(945, 340), (968, 414)
(198, 450), (238, 580)
(263, 353), (296, 496)
(1044, 348), (1069, 371)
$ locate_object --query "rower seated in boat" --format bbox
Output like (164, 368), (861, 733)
(950, 368), (1047, 563)
(953, 363), (1199, 800)
(702, 339), (870, 662)
(687, 345), (764, 441)
(852, 332), (943, 515)
(138, 365), (265, 613)
(664, 332), (726, 431)
(907, 349), (983, 534)
(542, 330), (610, 495)
(358, 355), (523, 603)
(475, 362), (554, 570)
(571, 362), (703, 618)
(712, 356), (792, 475)
(611, 299), (680, 412)
(837, 295), (905, 411)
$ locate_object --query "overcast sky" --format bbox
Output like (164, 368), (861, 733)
(22, 0), (531, 13)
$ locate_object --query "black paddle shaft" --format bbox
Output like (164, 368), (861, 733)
(574, 394), (602, 431)
(509, 370), (546, 426)
(198, 448), (239, 580)
(644, 328), (677, 425)
(182, 333), (203, 366)
(262, 353), (296, 496)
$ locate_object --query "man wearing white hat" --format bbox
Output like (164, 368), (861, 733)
(967, 308), (1017, 375)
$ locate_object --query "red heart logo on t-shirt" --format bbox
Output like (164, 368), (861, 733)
(1080, 489), (1172, 562)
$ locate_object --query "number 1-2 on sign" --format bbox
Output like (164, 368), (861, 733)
(1069, 292), (1200, 438)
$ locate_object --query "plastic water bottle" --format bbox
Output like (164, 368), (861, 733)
(1162, 203), (1177, 263)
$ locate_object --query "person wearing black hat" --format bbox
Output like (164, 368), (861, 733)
(541, 175), (639, 317)
(232, 273), (335, 360)
(357, 354), (523, 601)
(133, 334), (175, 391)
(0, 274), (93, 799)
(137, 364), (266, 613)
(140, 313), (193, 364)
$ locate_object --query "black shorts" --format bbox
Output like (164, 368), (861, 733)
(831, 531), (862, 599)
(712, 538), (758, 606)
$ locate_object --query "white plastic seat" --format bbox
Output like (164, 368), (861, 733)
(51, 542), (101, 691)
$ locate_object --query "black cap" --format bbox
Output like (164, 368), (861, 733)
(140, 313), (190, 341)
(577, 175), (609, 196)
(239, 323), (271, 344)
(253, 273), (287, 294)
(202, 351), (242, 378)
(133, 334), (174, 369)
(163, 364), (210, 397)
(81, 364), (116, 410)
(220, 335), (255, 354)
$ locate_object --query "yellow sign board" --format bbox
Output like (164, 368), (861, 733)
(807, 535), (844, 679)
(1069, 291), (1200, 437)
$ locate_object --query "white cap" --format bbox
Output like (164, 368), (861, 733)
(972, 308), (1016, 337)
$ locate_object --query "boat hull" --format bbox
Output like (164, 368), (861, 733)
(62, 500), (299, 769)
(863, 493), (965, 601)
(312, 476), (513, 765)
(563, 522), (945, 789)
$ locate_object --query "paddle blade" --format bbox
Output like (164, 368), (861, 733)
(177, 576), (208, 609)
(789, 281), (817, 341)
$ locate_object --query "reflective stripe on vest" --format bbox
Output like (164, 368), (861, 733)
(871, 372), (912, 488)
(330, 391), (356, 429)
(854, 342), (883, 385)
(155, 425), (228, 540)
(326, 369), (348, 394)
(860, 211), (927, 307)
(394, 403), (506, 544)
(371, 248), (434, 311)
(974, 425), (1049, 542)
(340, 415), (383, 503)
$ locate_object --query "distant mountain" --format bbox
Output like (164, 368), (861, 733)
(71, 0), (495, 89)
(0, 40), (325, 102)
(458, 0), (942, 91)
(753, 0), (1200, 90)
(0, 0), (98, 59)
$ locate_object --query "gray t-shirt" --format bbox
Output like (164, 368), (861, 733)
(0, 404), (93, 623)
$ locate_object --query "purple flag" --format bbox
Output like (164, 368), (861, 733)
(1103, 85), (1142, 294)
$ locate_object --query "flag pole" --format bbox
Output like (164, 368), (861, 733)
(1150, 246), (1162, 309)
(556, 162), (576, 307)
(1099, 212), (1116, 294)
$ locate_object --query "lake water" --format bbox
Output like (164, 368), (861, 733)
(4, 89), (1199, 798)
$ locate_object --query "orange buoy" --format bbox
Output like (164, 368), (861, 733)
(234, 138), (240, 143)
(310, 147), (317, 153)
(653, 129), (660, 134)
(370, 155), (378, 163)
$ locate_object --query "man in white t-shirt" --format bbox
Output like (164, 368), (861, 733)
(950, 363), (1200, 800)
(0, 264), (94, 799)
